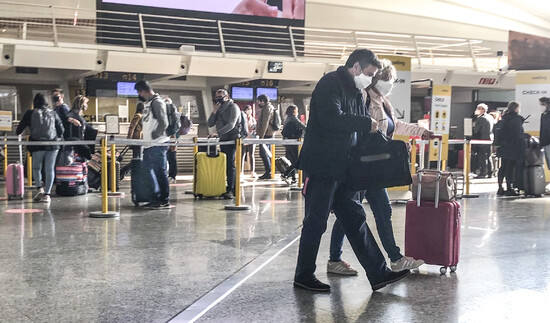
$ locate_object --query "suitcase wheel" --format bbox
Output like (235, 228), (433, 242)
(440, 267), (447, 275)
(450, 265), (457, 273)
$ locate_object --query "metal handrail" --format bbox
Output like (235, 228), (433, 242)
(0, 1), (503, 69)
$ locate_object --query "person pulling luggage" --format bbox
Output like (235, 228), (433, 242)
(207, 89), (243, 199)
(134, 80), (171, 209)
(294, 49), (411, 293)
(327, 59), (433, 276)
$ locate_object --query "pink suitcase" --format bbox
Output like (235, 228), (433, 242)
(405, 200), (460, 274)
(7, 163), (24, 200)
(404, 136), (461, 274)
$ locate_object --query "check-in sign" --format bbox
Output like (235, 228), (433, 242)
(0, 111), (12, 131)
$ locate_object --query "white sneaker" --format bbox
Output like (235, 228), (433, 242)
(327, 260), (358, 276)
(390, 256), (424, 272)
(40, 194), (51, 203)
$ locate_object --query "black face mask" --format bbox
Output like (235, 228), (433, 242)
(214, 97), (225, 105)
(52, 95), (60, 104)
(138, 95), (146, 102)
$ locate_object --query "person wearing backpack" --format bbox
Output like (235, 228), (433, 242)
(16, 93), (64, 203)
(135, 80), (170, 209)
(281, 105), (306, 183)
(207, 89), (243, 199)
(256, 94), (280, 179)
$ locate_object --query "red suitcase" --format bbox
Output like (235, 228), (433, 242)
(405, 200), (461, 274)
(405, 137), (461, 274)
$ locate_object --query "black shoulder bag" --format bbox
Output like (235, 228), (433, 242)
(347, 130), (412, 191)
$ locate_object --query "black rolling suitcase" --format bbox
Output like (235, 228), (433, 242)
(131, 157), (155, 206)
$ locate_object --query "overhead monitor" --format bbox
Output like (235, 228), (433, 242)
(509, 31), (550, 71)
(117, 82), (138, 97)
(257, 87), (278, 101)
(100, 0), (305, 20)
(232, 87), (253, 101)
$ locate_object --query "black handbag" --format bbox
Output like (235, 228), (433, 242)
(347, 131), (412, 191)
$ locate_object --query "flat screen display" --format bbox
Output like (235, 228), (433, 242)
(117, 82), (138, 97)
(257, 88), (278, 101)
(509, 31), (550, 70)
(101, 0), (305, 20)
(232, 87), (253, 100)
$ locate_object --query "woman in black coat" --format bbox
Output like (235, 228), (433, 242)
(497, 101), (525, 196)
(539, 97), (550, 166)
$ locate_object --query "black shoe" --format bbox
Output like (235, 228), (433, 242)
(497, 187), (505, 196)
(293, 277), (331, 293)
(505, 189), (519, 197)
(222, 192), (234, 200)
(371, 270), (410, 291)
(145, 202), (171, 209)
(259, 173), (271, 180)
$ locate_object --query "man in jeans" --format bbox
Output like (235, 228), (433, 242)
(134, 80), (170, 209)
(294, 49), (410, 293)
(208, 89), (241, 199)
(256, 94), (278, 179)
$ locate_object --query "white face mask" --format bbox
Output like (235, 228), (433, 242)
(375, 80), (394, 96)
(354, 73), (372, 90)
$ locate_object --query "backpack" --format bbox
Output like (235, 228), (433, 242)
(240, 111), (249, 138)
(165, 103), (181, 137)
(271, 109), (282, 131)
(492, 119), (504, 146)
(31, 108), (57, 141)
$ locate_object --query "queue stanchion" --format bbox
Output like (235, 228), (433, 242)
(3, 136), (7, 178)
(270, 143), (276, 180)
(108, 141), (124, 197)
(410, 139), (417, 176)
(225, 138), (250, 211)
(462, 138), (479, 198)
(185, 137), (199, 195)
(89, 136), (119, 218)
(290, 138), (304, 191)
(26, 151), (33, 188)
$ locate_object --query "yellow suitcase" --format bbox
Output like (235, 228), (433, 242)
(193, 151), (227, 198)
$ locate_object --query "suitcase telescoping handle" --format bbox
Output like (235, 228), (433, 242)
(416, 135), (443, 208)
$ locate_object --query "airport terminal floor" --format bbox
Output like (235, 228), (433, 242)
(0, 177), (549, 323)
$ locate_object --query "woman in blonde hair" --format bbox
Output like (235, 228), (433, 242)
(66, 95), (89, 140)
(327, 59), (433, 276)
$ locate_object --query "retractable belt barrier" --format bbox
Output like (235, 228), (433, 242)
(1, 137), (306, 216)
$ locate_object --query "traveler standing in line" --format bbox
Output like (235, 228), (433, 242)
(256, 94), (280, 180)
(134, 80), (171, 209)
(472, 103), (494, 178)
(242, 105), (257, 178)
(496, 101), (525, 196)
(294, 49), (410, 293)
(327, 59), (431, 276)
(165, 97), (178, 184)
(66, 95), (89, 140)
(16, 93), (64, 203)
(52, 88), (81, 128)
(207, 89), (242, 199)
(539, 97), (550, 167)
(281, 105), (306, 183)
(120, 102), (144, 180)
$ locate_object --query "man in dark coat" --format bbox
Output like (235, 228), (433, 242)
(294, 49), (410, 293)
(472, 103), (494, 177)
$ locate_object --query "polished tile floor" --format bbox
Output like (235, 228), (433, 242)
(0, 178), (549, 323)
